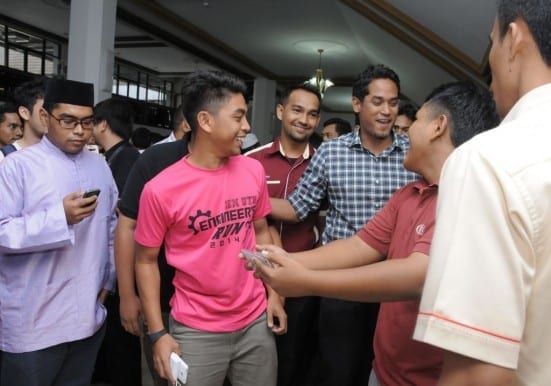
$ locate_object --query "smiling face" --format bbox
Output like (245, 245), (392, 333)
(393, 114), (413, 136)
(277, 89), (320, 144)
(207, 92), (251, 156)
(353, 78), (400, 142)
(43, 103), (94, 154)
(403, 103), (436, 174)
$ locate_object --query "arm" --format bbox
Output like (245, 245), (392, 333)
(437, 351), (514, 386)
(136, 243), (180, 384)
(115, 214), (142, 336)
(256, 246), (426, 301)
(254, 217), (287, 335)
(270, 197), (300, 223)
(288, 234), (384, 270)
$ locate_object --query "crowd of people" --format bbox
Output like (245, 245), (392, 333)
(0, 1), (550, 386)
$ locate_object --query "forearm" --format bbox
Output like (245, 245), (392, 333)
(301, 252), (427, 302)
(270, 198), (300, 223)
(115, 216), (137, 298)
(293, 235), (381, 270)
(136, 248), (164, 332)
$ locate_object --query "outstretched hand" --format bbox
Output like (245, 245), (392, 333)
(252, 244), (313, 298)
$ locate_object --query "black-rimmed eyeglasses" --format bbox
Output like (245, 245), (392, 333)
(49, 113), (95, 130)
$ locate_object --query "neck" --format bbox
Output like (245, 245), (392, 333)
(419, 145), (454, 185)
(359, 129), (393, 155)
(187, 142), (229, 169)
(17, 127), (42, 148)
(102, 135), (124, 152)
(279, 135), (308, 158)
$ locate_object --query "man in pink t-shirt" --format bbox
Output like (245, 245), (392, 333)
(135, 70), (286, 386)
(251, 81), (499, 386)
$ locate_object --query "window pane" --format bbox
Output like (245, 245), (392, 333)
(28, 52), (42, 74)
(128, 82), (137, 99)
(0, 44), (4, 66)
(8, 47), (24, 71)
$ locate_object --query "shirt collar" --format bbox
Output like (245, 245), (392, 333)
(343, 130), (409, 153)
(266, 137), (313, 159)
(501, 83), (551, 124)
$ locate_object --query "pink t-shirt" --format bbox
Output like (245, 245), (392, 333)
(135, 155), (271, 332)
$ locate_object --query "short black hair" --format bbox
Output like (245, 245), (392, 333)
(352, 64), (400, 101)
(398, 100), (418, 121)
(94, 98), (134, 140)
(172, 105), (185, 131)
(497, 0), (551, 66)
(131, 127), (152, 149)
(424, 80), (500, 147)
(180, 70), (247, 133)
(0, 101), (20, 124)
(323, 117), (352, 136)
(280, 83), (322, 107)
(12, 77), (46, 112)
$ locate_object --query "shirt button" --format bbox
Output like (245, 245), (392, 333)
(375, 179), (380, 184)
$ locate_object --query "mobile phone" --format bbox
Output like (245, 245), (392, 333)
(242, 249), (274, 268)
(82, 188), (101, 199)
(170, 352), (189, 385)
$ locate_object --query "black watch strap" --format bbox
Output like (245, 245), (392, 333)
(147, 328), (168, 344)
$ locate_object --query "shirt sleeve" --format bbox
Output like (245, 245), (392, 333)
(356, 189), (399, 255)
(414, 146), (532, 369)
(288, 146), (328, 221)
(105, 177), (119, 291)
(134, 181), (170, 248)
(118, 154), (148, 219)
(0, 158), (73, 254)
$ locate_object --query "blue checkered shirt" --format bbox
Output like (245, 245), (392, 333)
(288, 131), (419, 244)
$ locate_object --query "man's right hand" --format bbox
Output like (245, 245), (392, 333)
(120, 294), (143, 336)
(63, 191), (98, 225)
(153, 334), (181, 384)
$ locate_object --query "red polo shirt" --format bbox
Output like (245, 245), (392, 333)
(247, 138), (319, 252)
(357, 180), (443, 386)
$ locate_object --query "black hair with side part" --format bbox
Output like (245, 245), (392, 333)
(352, 64), (400, 101)
(280, 83), (322, 107)
(94, 98), (134, 140)
(12, 77), (47, 112)
(424, 80), (500, 147)
(497, 0), (551, 66)
(180, 70), (247, 133)
(323, 117), (352, 136)
(398, 100), (418, 121)
(0, 101), (20, 124)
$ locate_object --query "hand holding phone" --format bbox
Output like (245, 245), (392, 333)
(170, 352), (189, 385)
(242, 249), (274, 268)
(82, 188), (101, 199)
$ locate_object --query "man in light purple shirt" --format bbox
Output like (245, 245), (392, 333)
(0, 78), (118, 386)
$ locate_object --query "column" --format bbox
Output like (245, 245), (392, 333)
(250, 77), (277, 145)
(67, 0), (117, 104)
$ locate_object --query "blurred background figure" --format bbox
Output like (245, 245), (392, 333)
(321, 117), (352, 141)
(0, 101), (23, 160)
(393, 100), (418, 136)
(131, 126), (153, 153)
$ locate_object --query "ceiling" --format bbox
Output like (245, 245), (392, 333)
(0, 0), (496, 112)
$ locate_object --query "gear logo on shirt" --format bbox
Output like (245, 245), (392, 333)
(416, 224), (426, 235)
(188, 209), (212, 235)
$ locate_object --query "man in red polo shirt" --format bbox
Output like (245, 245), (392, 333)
(246, 83), (321, 386)
(250, 80), (500, 385)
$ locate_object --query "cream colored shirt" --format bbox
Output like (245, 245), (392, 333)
(414, 83), (551, 385)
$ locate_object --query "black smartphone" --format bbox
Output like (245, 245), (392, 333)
(82, 188), (101, 199)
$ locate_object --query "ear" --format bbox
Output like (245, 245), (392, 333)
(39, 107), (49, 129)
(352, 97), (362, 114)
(97, 120), (108, 133)
(276, 104), (284, 120)
(507, 20), (528, 62)
(18, 106), (31, 122)
(196, 111), (212, 134)
(431, 114), (449, 141)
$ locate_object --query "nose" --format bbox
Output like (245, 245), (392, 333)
(380, 102), (391, 115)
(242, 117), (251, 133)
(15, 126), (23, 138)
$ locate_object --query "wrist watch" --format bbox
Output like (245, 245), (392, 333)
(147, 328), (168, 344)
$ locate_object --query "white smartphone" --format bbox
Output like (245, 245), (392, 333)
(242, 249), (274, 268)
(170, 352), (188, 385)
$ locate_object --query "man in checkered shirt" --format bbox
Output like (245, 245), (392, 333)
(270, 64), (418, 386)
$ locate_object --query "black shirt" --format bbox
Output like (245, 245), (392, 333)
(104, 140), (140, 195)
(119, 134), (191, 311)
